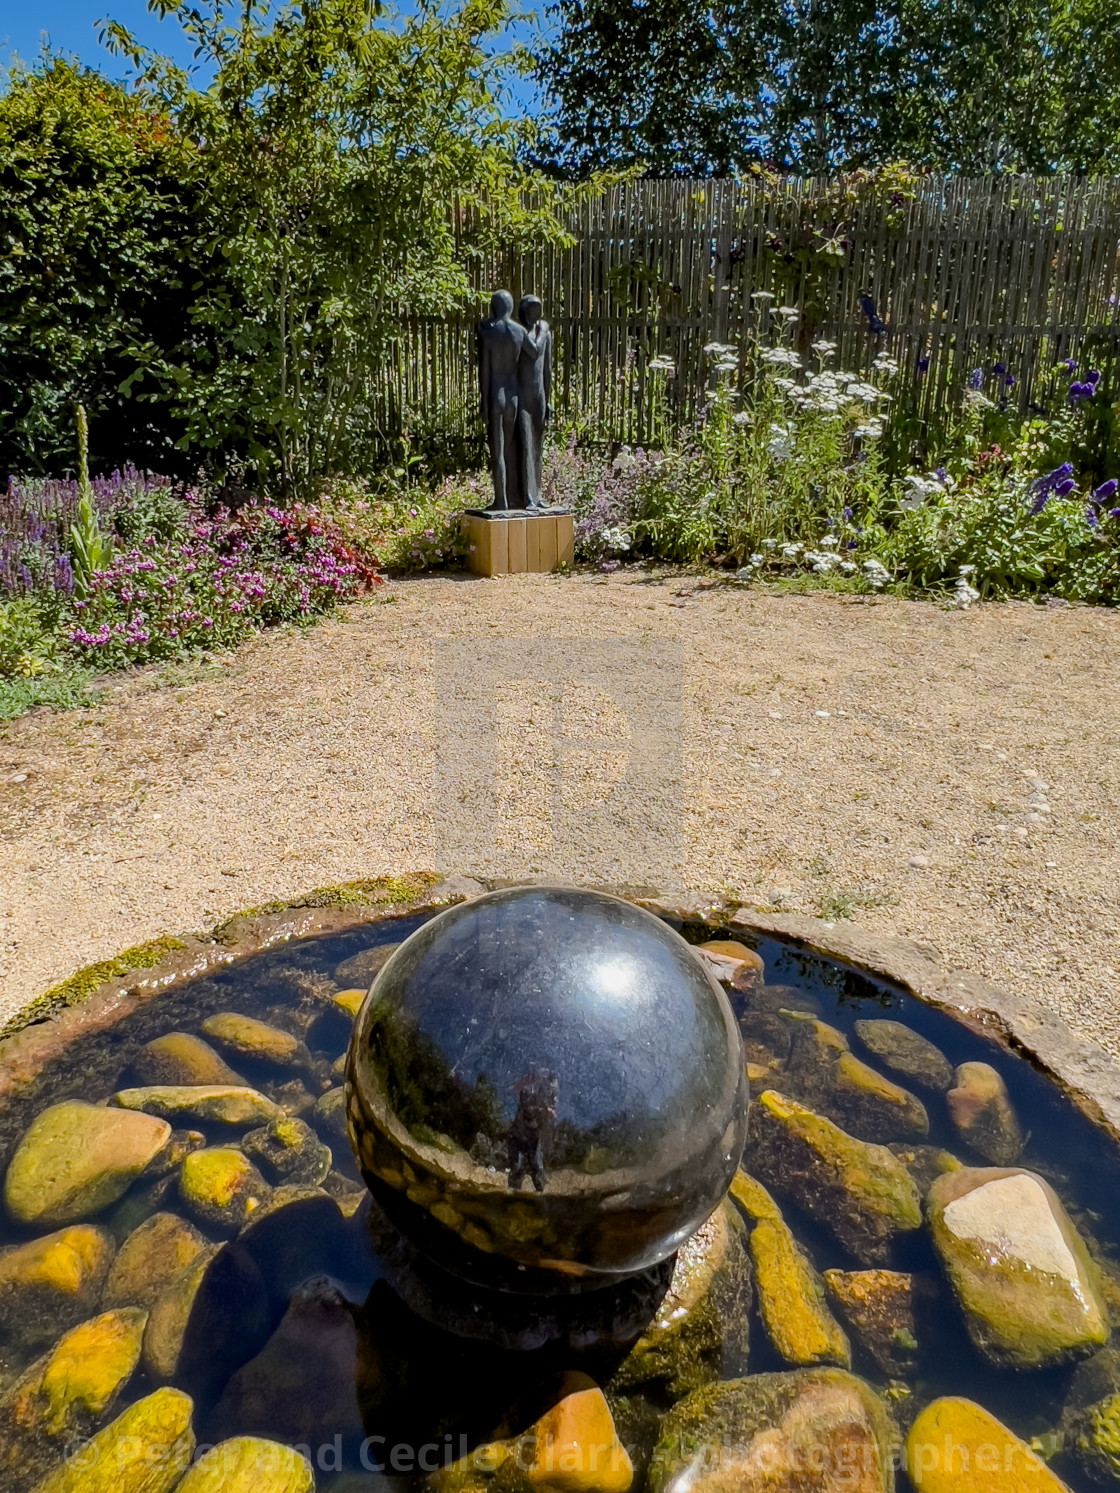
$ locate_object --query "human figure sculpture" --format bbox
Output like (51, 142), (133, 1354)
(516, 295), (552, 510)
(476, 290), (526, 510)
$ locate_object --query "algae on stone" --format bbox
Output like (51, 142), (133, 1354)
(648, 1369), (896, 1493)
(928, 1166), (1109, 1369)
(175, 1437), (314, 1493)
(27, 1385), (195, 1493)
(201, 1012), (311, 1070)
(728, 1170), (849, 1367)
(0, 1226), (115, 1347)
(101, 1212), (207, 1312)
(781, 1014), (929, 1143)
(0, 1308), (147, 1493)
(131, 1033), (244, 1088)
(142, 1243), (270, 1403)
(242, 1117), (332, 1187)
(906, 1398), (1071, 1492)
(111, 1085), (282, 1128)
(178, 1146), (269, 1234)
(853, 1020), (953, 1093)
(946, 1062), (1023, 1166)
(4, 1102), (171, 1228)
(609, 1200), (752, 1400)
(747, 1089), (922, 1264)
(822, 1270), (919, 1375)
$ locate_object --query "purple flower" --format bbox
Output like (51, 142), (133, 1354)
(1087, 505), (1101, 529)
(967, 368), (983, 390)
(1093, 479), (1118, 503)
(992, 361), (1007, 376)
(1069, 382), (1095, 403)
(1109, 508), (1120, 519)
(935, 467), (950, 484)
(1054, 478), (1077, 497)
(916, 355), (929, 373)
(1087, 369), (1102, 386)
(842, 506), (853, 521)
(1061, 357), (1076, 374)
(1005, 374), (1015, 388)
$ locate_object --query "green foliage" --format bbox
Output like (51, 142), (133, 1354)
(101, 0), (583, 492)
(0, 60), (206, 477)
(532, 0), (1120, 174)
(0, 596), (58, 678)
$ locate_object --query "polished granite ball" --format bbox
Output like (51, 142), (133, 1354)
(346, 887), (748, 1292)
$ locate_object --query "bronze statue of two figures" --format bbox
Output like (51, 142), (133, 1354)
(476, 291), (554, 512)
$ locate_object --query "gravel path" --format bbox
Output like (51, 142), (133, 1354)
(1, 570), (1119, 1069)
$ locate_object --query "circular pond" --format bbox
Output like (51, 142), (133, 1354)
(0, 897), (1116, 1493)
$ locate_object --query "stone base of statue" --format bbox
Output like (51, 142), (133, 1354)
(461, 508), (574, 576)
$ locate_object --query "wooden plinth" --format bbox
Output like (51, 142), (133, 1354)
(462, 512), (574, 577)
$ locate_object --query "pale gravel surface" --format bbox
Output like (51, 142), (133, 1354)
(1, 570), (1119, 1075)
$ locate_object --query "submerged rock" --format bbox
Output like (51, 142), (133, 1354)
(27, 1385), (195, 1493)
(101, 1212), (208, 1313)
(236, 1187), (370, 1311)
(313, 1087), (350, 1149)
(4, 1102), (171, 1228)
(822, 1270), (919, 1376)
(1062, 1346), (1120, 1486)
(889, 1145), (962, 1200)
(696, 940), (764, 992)
(0, 1226), (115, 1348)
(242, 1117), (332, 1186)
(738, 1012), (791, 1070)
(131, 1033), (244, 1088)
(927, 1166), (1109, 1368)
(853, 1020), (953, 1093)
(647, 1369), (896, 1493)
(211, 1275), (364, 1451)
(748, 1089), (922, 1264)
(946, 1062), (1024, 1166)
(142, 1242), (270, 1404)
(332, 989), (367, 1019)
(729, 1170), (848, 1367)
(176, 1438), (314, 1493)
(202, 1012), (311, 1070)
(111, 1086), (282, 1128)
(0, 1308), (147, 1493)
(609, 1199), (752, 1400)
(906, 1398), (1071, 1492)
(179, 1147), (270, 1234)
(783, 1014), (929, 1143)
(431, 1372), (633, 1493)
(334, 942), (400, 989)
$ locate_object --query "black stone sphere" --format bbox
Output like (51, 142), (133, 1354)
(345, 887), (747, 1293)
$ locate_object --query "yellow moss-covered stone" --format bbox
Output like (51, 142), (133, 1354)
(333, 989), (367, 1018)
(946, 1063), (1023, 1166)
(822, 1270), (918, 1375)
(750, 1218), (850, 1368)
(728, 1170), (783, 1223)
(132, 1033), (243, 1088)
(747, 1089), (922, 1264)
(175, 1436), (314, 1493)
(0, 1309), (147, 1492)
(111, 1087), (281, 1128)
(906, 1398), (1072, 1491)
(142, 1247), (220, 1383)
(28, 1385), (195, 1493)
(831, 1053), (930, 1140)
(201, 1013), (307, 1068)
(102, 1212), (207, 1312)
(0, 1226), (115, 1338)
(4, 1102), (171, 1228)
(696, 941), (764, 990)
(179, 1147), (268, 1234)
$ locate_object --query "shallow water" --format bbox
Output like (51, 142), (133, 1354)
(0, 910), (1117, 1491)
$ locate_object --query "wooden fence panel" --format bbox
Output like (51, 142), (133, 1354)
(365, 176), (1120, 452)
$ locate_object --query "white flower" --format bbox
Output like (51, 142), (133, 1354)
(780, 542), (803, 558)
(600, 526), (632, 552)
(762, 538), (777, 548)
(703, 341), (736, 356)
(763, 347), (801, 368)
(612, 446), (635, 473)
(715, 358), (739, 374)
(772, 377), (798, 392)
(732, 411), (752, 426)
(873, 355), (899, 375)
(776, 306), (800, 320)
(750, 553), (764, 565)
(736, 566), (755, 580)
(854, 422), (883, 440)
(958, 564), (975, 575)
(751, 290), (776, 302)
(804, 550), (838, 572)
(811, 340), (838, 355)
(839, 561), (857, 574)
(820, 536), (838, 548)
(953, 578), (980, 609)
(648, 356), (676, 373)
(862, 558), (890, 589)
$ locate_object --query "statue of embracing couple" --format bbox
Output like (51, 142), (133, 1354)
(476, 290), (553, 512)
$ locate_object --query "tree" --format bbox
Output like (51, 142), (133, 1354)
(106, 0), (580, 491)
(530, 0), (1120, 175)
(0, 61), (209, 477)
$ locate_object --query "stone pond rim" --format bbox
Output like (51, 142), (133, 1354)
(0, 875), (1116, 1166)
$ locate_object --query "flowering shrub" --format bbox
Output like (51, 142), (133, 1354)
(66, 497), (381, 670)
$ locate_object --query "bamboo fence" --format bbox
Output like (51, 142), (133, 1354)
(370, 176), (1120, 446)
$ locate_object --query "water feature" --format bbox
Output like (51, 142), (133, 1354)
(0, 887), (1116, 1492)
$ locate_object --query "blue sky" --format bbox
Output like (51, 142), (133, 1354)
(0, 1), (545, 111)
